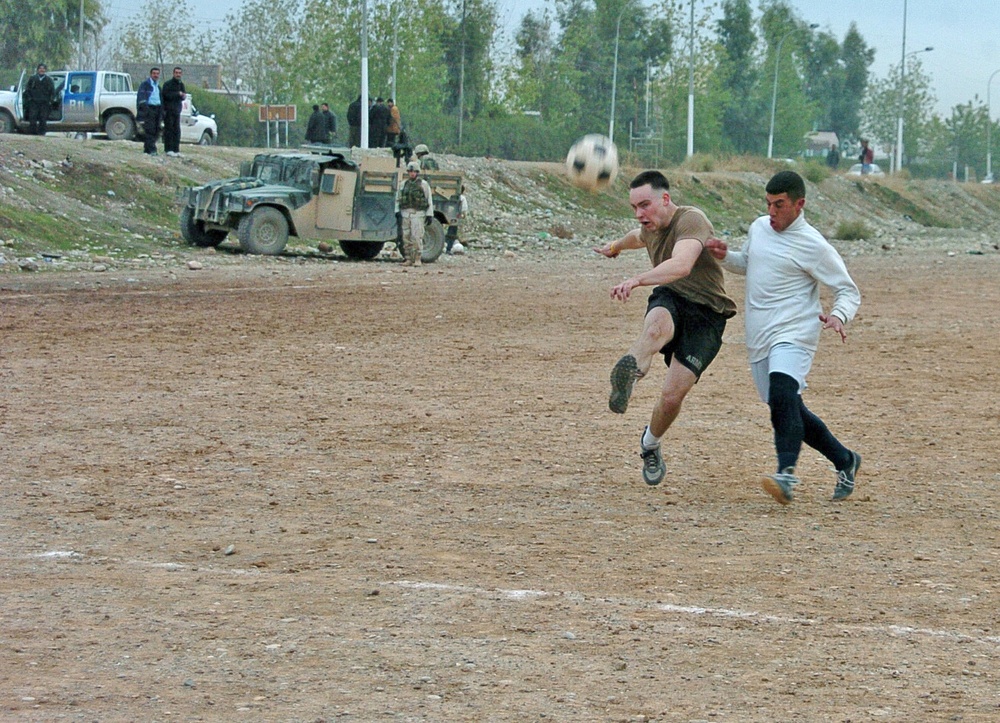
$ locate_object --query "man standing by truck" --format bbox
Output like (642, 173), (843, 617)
(161, 67), (187, 157)
(25, 63), (55, 136)
(136, 67), (163, 156)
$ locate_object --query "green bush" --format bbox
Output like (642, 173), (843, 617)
(800, 161), (831, 184)
(834, 220), (872, 240)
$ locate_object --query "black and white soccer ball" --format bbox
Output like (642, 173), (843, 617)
(565, 134), (619, 192)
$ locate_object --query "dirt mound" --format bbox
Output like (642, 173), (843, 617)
(1, 134), (999, 275)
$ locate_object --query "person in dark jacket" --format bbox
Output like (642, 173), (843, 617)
(24, 63), (56, 136)
(136, 67), (163, 156)
(161, 67), (187, 157)
(369, 97), (390, 147)
(321, 103), (337, 142)
(305, 104), (325, 143)
(347, 95), (362, 147)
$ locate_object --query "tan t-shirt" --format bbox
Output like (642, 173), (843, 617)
(641, 206), (737, 318)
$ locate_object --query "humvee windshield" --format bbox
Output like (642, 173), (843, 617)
(253, 158), (320, 191)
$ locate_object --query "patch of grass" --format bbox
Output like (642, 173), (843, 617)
(800, 161), (831, 185)
(834, 220), (873, 240)
(859, 182), (951, 227)
(680, 153), (716, 173)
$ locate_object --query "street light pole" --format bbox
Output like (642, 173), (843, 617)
(609, 7), (626, 143)
(767, 23), (818, 159)
(987, 69), (1000, 180)
(686, 0), (694, 157)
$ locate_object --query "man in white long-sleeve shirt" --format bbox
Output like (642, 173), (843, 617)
(706, 171), (862, 504)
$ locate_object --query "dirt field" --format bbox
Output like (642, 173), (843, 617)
(1, 243), (998, 722)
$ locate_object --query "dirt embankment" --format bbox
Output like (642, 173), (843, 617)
(1, 134), (999, 275)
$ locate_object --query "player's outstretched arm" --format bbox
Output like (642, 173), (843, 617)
(593, 229), (642, 258)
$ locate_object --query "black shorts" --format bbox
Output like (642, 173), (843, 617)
(645, 286), (728, 379)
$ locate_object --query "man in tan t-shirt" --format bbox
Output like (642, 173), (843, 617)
(594, 170), (736, 486)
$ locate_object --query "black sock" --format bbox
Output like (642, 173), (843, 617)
(768, 372), (803, 473)
(800, 400), (851, 469)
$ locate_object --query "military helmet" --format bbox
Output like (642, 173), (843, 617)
(406, 161), (420, 172)
(414, 143), (430, 155)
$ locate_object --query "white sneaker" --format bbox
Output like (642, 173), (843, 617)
(166, 151), (180, 157)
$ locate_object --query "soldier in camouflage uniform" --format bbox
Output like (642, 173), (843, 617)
(413, 143), (439, 170)
(397, 161), (433, 266)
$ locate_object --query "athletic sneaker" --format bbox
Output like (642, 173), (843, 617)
(609, 354), (640, 414)
(832, 451), (862, 501)
(762, 468), (799, 505)
(640, 443), (666, 486)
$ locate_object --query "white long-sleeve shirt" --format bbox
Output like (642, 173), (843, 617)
(720, 212), (860, 363)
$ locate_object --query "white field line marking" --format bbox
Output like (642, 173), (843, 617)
(22, 556), (1000, 647)
(388, 580), (1000, 647)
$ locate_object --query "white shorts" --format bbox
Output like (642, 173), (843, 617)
(750, 343), (814, 403)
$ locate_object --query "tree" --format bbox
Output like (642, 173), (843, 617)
(112, 0), (218, 67)
(1, 0), (106, 69)
(861, 57), (935, 169)
(716, 0), (761, 153)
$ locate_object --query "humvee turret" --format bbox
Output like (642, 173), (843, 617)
(178, 147), (463, 262)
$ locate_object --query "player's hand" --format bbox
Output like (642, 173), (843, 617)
(820, 314), (847, 343)
(593, 241), (620, 258)
(611, 278), (637, 301)
(705, 237), (728, 259)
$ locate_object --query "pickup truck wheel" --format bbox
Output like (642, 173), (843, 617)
(339, 241), (384, 260)
(198, 130), (214, 146)
(0, 111), (14, 134)
(238, 206), (289, 255)
(421, 218), (446, 263)
(180, 206), (228, 247)
(105, 113), (135, 141)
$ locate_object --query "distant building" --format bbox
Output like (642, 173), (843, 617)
(803, 130), (839, 159)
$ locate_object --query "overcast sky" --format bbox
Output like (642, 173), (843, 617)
(104, 0), (1000, 118)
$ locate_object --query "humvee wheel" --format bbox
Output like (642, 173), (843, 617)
(339, 241), (384, 260)
(421, 218), (446, 263)
(180, 206), (228, 247)
(238, 206), (289, 255)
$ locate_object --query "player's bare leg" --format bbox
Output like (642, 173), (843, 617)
(609, 307), (675, 414)
(639, 359), (696, 486)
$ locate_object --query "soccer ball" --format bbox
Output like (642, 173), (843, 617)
(450, 241), (465, 255)
(565, 134), (619, 192)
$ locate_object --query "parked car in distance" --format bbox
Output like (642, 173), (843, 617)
(981, 173), (995, 184)
(179, 96), (217, 145)
(846, 163), (885, 177)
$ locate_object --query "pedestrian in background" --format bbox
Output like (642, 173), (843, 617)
(321, 102), (337, 142)
(347, 95), (362, 147)
(386, 98), (402, 147)
(161, 66), (187, 157)
(306, 104), (325, 143)
(136, 67), (163, 156)
(25, 63), (55, 136)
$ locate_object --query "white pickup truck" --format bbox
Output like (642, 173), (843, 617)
(0, 70), (140, 139)
(0, 70), (218, 145)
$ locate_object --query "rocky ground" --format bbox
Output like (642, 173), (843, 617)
(1, 133), (999, 721)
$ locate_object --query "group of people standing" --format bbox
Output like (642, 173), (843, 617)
(136, 66), (187, 157)
(305, 103), (338, 144)
(346, 95), (402, 148)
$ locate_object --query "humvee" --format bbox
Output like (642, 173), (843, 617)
(178, 146), (463, 262)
